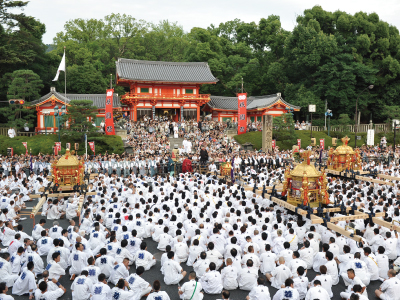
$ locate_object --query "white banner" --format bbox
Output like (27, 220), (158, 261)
(367, 129), (375, 146)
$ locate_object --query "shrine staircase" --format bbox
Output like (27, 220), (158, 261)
(168, 137), (185, 150)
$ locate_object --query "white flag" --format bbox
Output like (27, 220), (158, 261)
(52, 50), (65, 81)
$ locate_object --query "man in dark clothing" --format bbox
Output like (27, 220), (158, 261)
(199, 146), (208, 164)
(198, 121), (202, 132)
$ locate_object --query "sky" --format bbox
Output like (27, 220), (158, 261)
(20, 0), (400, 44)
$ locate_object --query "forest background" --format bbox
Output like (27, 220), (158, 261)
(2, 1), (400, 126)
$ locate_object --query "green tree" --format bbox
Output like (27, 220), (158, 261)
(60, 100), (98, 141)
(0, 1), (50, 102)
(337, 114), (352, 132)
(272, 113), (298, 146)
(0, 69), (41, 129)
(7, 69), (43, 100)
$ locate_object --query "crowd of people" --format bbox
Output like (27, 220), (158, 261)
(1, 117), (400, 300)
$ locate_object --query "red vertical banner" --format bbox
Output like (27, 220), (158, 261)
(88, 142), (95, 155)
(55, 142), (61, 151)
(22, 142), (28, 156)
(105, 89), (115, 135)
(320, 139), (325, 150)
(297, 139), (301, 148)
(272, 140), (276, 149)
(237, 93), (247, 135)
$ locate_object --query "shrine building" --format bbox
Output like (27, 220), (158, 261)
(30, 58), (300, 133)
(204, 93), (300, 122)
(30, 87), (120, 134)
(116, 58), (218, 122)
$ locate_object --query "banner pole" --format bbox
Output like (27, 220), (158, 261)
(64, 46), (66, 98)
(85, 134), (87, 159)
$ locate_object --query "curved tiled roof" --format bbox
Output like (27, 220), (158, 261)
(31, 88), (121, 108)
(207, 94), (301, 110)
(30, 88), (70, 105)
(67, 94), (120, 108)
(116, 58), (218, 83)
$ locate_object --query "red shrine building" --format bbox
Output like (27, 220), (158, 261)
(30, 87), (120, 133)
(30, 58), (300, 132)
(116, 58), (218, 122)
(204, 93), (300, 122)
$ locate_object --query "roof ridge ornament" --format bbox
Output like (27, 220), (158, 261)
(342, 136), (350, 146)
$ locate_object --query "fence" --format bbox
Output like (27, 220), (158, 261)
(304, 123), (389, 133)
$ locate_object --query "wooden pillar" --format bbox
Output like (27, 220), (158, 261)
(133, 106), (137, 122)
(180, 106), (183, 121)
(129, 106), (134, 120)
(262, 114), (273, 152)
(218, 111), (221, 122)
(196, 105), (200, 122)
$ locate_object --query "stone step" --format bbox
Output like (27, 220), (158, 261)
(168, 137), (184, 148)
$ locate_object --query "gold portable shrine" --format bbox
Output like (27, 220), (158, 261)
(327, 136), (362, 172)
(51, 149), (85, 186)
(281, 150), (329, 207)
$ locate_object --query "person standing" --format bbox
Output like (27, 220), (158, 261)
(8, 127), (16, 138)
(200, 146), (208, 164)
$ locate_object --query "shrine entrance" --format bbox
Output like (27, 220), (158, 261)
(155, 108), (178, 121)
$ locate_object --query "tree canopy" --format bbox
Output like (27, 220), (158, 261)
(2, 4), (400, 125)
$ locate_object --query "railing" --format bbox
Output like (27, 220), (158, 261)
(121, 92), (210, 103)
(35, 127), (57, 135)
(0, 127), (8, 136)
(0, 127), (35, 137)
(17, 132), (35, 137)
(301, 123), (389, 133)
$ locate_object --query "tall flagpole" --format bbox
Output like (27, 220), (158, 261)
(64, 46), (66, 97)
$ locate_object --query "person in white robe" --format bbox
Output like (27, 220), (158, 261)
(135, 242), (156, 271)
(272, 278), (300, 300)
(82, 257), (101, 284)
(305, 280), (331, 300)
(0, 282), (15, 300)
(0, 254), (19, 287)
(47, 252), (66, 281)
(7, 127), (16, 138)
(95, 248), (116, 278)
(91, 273), (111, 300)
(375, 269), (400, 300)
(24, 245), (44, 276)
(246, 277), (271, 300)
(178, 272), (203, 300)
(109, 259), (130, 286)
(199, 262), (223, 294)
(71, 271), (93, 300)
(35, 278), (66, 300)
(32, 219), (47, 241)
(12, 262), (36, 297)
(221, 258), (238, 290)
(126, 266), (152, 298)
(173, 236), (189, 263)
(238, 259), (258, 291)
(162, 251), (187, 285)
(68, 243), (88, 281)
(266, 257), (292, 289)
(146, 280), (171, 300)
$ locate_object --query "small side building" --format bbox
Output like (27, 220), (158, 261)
(30, 87), (120, 133)
(203, 93), (300, 122)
